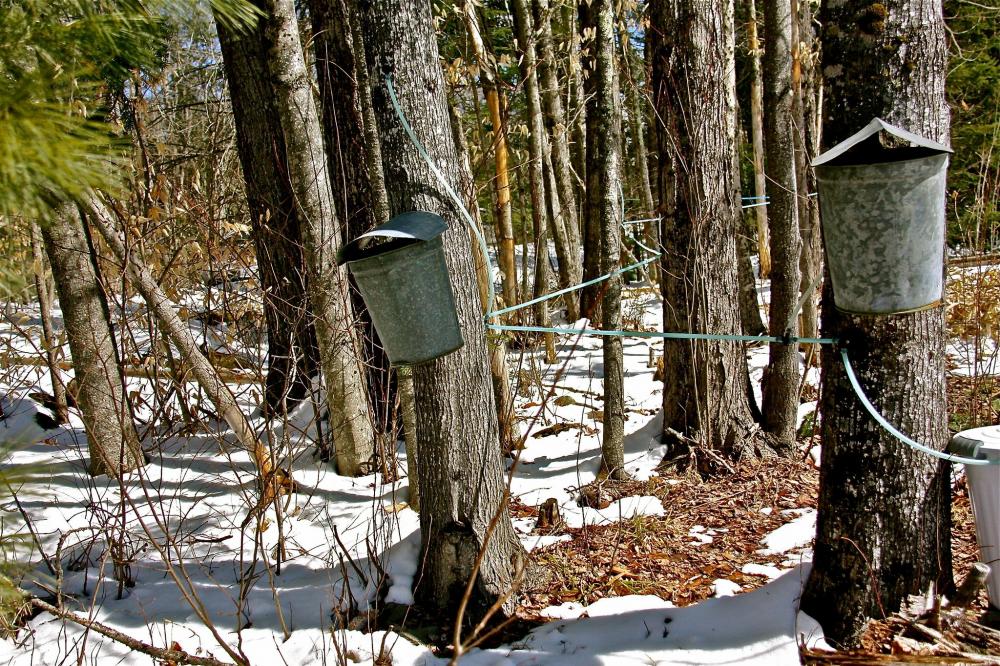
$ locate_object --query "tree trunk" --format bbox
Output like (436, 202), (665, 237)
(262, 0), (375, 477)
(544, 143), (578, 320)
(650, 0), (767, 461)
(358, 0), (524, 620)
(747, 0), (771, 279)
(760, 0), (802, 449)
(534, 0), (582, 317)
(578, 1), (603, 320)
(618, 18), (659, 285)
(737, 232), (767, 336)
(565, 2), (586, 205)
(512, 0), (557, 363)
(216, 18), (318, 417)
(794, 0), (823, 362)
(460, 2), (519, 316)
(310, 0), (397, 443)
(448, 102), (519, 456)
(800, 0), (952, 646)
(591, 0), (626, 479)
(397, 366), (419, 512)
(31, 223), (68, 424)
(87, 197), (275, 487)
(41, 206), (143, 477)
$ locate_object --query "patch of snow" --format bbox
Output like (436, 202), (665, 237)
(688, 525), (715, 546)
(561, 495), (664, 529)
(539, 602), (586, 620)
(759, 509), (817, 556)
(457, 567), (811, 666)
(741, 563), (786, 580)
(797, 611), (832, 651)
(712, 579), (742, 597)
(585, 595), (674, 617)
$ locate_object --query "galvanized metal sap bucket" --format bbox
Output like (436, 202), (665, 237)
(813, 118), (952, 315)
(337, 211), (464, 366)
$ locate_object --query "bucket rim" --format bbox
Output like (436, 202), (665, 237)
(343, 232), (443, 271)
(832, 298), (943, 316)
(814, 152), (949, 176)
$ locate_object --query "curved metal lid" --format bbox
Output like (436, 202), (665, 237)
(337, 211), (447, 265)
(813, 118), (952, 168)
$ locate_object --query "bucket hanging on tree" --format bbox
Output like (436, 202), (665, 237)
(337, 211), (464, 366)
(813, 118), (952, 315)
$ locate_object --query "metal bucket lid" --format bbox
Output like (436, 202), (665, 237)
(337, 211), (447, 265)
(813, 118), (952, 168)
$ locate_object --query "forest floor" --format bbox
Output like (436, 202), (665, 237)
(0, 265), (997, 665)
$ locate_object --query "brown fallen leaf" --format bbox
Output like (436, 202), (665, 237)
(533, 422), (584, 438)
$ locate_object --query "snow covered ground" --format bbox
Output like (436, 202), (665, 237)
(0, 280), (827, 665)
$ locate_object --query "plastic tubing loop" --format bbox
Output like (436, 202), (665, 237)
(387, 74), (990, 466)
(840, 349), (996, 466)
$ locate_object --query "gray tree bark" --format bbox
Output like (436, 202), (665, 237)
(794, 0), (823, 362)
(593, 0), (626, 479)
(761, 0), (802, 449)
(737, 232), (768, 336)
(310, 0), (397, 442)
(534, 0), (583, 317)
(448, 102), (519, 456)
(565, 2), (586, 204)
(578, 2), (603, 319)
(801, 0), (952, 646)
(262, 0), (375, 477)
(358, 0), (524, 620)
(41, 206), (143, 477)
(511, 0), (557, 363)
(650, 0), (767, 462)
(618, 18), (659, 285)
(216, 18), (319, 417)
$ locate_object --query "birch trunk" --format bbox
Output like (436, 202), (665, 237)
(262, 0), (375, 477)
(593, 0), (626, 479)
(801, 0), (952, 646)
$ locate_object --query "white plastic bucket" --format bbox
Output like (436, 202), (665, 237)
(954, 425), (1000, 610)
